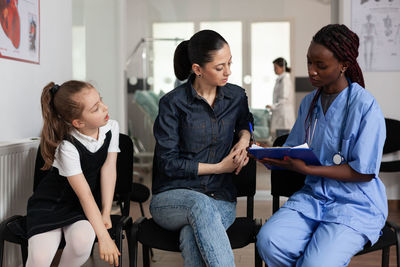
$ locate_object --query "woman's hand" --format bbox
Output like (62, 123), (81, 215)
(98, 234), (121, 266)
(102, 213), (112, 229)
(231, 138), (250, 175)
(216, 150), (241, 174)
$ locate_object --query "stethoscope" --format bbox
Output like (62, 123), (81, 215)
(307, 77), (352, 165)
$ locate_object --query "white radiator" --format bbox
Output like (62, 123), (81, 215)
(0, 138), (39, 267)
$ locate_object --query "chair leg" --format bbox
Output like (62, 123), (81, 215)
(397, 242), (400, 267)
(139, 203), (145, 217)
(382, 247), (390, 267)
(127, 227), (137, 267)
(255, 243), (262, 267)
(21, 243), (28, 267)
(0, 239), (4, 267)
(143, 245), (150, 267)
(272, 197), (280, 214)
(115, 232), (123, 267)
(137, 204), (155, 261)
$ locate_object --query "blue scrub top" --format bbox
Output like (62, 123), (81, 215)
(284, 82), (387, 244)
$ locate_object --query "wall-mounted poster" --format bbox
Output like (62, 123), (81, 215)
(0, 0), (39, 64)
(352, 0), (400, 72)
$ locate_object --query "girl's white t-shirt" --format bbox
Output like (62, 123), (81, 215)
(53, 119), (120, 177)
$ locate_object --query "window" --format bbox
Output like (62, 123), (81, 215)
(152, 22), (194, 94)
(251, 22), (290, 108)
(200, 21), (243, 86)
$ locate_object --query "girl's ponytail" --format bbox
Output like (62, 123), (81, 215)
(40, 80), (90, 170)
(40, 82), (69, 169)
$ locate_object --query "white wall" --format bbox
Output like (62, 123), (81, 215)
(0, 0), (72, 142)
(83, 0), (127, 134)
(126, 0), (331, 104)
(338, 0), (400, 199)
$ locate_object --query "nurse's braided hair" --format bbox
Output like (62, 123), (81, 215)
(305, 24), (364, 136)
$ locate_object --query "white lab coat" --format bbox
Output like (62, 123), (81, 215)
(269, 72), (296, 137)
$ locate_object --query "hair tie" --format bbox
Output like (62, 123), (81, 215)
(50, 84), (60, 96)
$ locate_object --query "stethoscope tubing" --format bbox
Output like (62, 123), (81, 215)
(307, 77), (352, 165)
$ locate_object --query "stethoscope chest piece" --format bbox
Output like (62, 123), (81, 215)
(333, 152), (344, 165)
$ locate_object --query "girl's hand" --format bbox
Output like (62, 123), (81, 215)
(217, 150), (240, 174)
(259, 156), (308, 174)
(102, 213), (112, 229)
(231, 138), (250, 174)
(98, 234), (121, 266)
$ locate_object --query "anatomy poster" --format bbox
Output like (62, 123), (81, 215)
(0, 0), (39, 64)
(352, 0), (400, 71)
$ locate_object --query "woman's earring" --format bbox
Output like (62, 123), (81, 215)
(198, 74), (202, 78)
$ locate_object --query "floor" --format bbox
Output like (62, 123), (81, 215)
(78, 162), (399, 267)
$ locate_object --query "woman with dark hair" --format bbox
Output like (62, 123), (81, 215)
(256, 24), (387, 266)
(267, 57), (296, 139)
(150, 29), (252, 266)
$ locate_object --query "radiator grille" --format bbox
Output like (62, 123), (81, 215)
(0, 139), (39, 267)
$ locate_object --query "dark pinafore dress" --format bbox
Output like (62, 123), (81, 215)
(25, 131), (111, 239)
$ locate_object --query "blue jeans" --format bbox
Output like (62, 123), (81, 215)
(150, 189), (236, 267)
(257, 207), (368, 267)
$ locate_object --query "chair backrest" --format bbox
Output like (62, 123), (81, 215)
(381, 118), (400, 173)
(271, 134), (306, 214)
(383, 118), (400, 154)
(116, 133), (134, 216)
(232, 158), (257, 219)
(33, 146), (47, 191)
(33, 133), (133, 216)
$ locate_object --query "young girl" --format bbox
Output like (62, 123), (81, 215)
(256, 24), (387, 266)
(25, 81), (121, 266)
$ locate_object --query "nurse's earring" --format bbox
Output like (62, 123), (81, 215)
(198, 74), (202, 78)
(340, 67), (347, 76)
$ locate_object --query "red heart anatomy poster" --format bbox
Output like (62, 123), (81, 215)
(0, 0), (39, 64)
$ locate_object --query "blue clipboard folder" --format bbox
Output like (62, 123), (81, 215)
(247, 147), (321, 170)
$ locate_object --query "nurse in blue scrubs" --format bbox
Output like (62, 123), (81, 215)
(256, 24), (387, 267)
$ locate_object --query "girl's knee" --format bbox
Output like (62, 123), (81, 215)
(65, 222), (96, 256)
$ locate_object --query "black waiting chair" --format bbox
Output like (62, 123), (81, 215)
(0, 133), (134, 267)
(271, 124), (400, 267)
(130, 180), (150, 218)
(129, 157), (263, 267)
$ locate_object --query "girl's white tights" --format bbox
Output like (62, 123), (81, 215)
(26, 220), (96, 267)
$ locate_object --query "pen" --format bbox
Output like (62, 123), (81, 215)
(249, 122), (256, 144)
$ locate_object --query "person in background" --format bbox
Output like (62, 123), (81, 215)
(257, 24), (387, 267)
(151, 29), (253, 267)
(25, 81), (120, 267)
(266, 57), (296, 140)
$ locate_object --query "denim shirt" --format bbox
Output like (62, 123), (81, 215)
(152, 75), (253, 202)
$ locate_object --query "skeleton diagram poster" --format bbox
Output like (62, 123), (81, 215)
(351, 0), (400, 71)
(0, 0), (40, 64)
